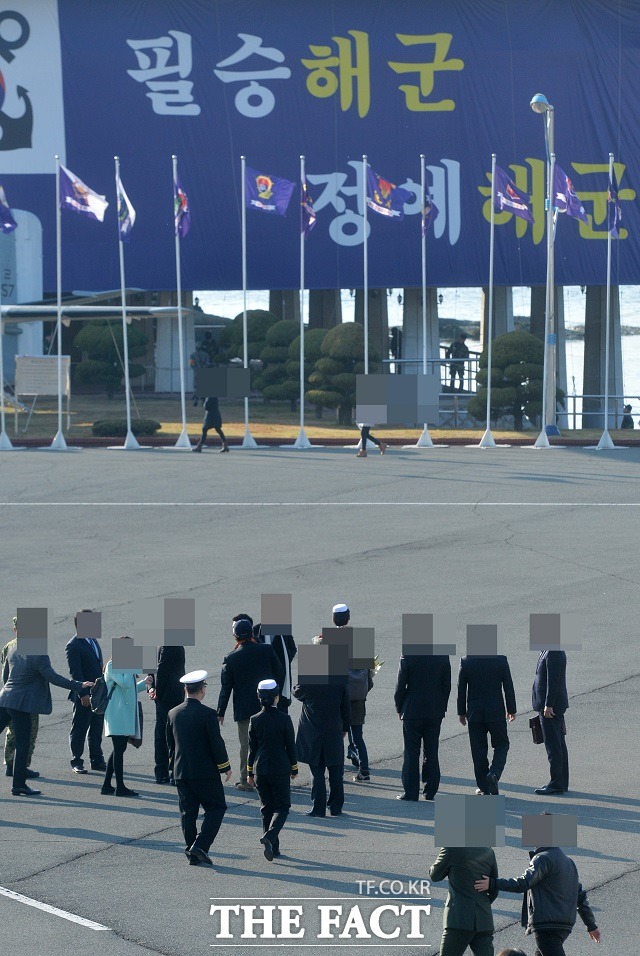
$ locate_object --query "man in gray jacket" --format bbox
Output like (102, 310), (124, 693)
(475, 845), (601, 954)
(0, 644), (93, 796)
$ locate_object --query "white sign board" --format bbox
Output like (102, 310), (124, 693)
(15, 355), (70, 397)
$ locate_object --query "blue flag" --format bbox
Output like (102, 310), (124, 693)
(554, 166), (588, 223)
(607, 168), (622, 238)
(174, 173), (190, 239)
(0, 186), (17, 234)
(116, 173), (136, 241)
(59, 164), (109, 222)
(301, 177), (316, 238)
(421, 193), (439, 236)
(366, 167), (412, 219)
(492, 165), (534, 223)
(245, 166), (295, 216)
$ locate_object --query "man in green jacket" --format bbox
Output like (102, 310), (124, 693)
(429, 845), (499, 955)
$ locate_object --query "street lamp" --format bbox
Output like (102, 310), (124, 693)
(530, 93), (561, 442)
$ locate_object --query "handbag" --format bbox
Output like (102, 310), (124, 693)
(529, 715), (544, 744)
(128, 701), (144, 749)
(90, 676), (115, 715)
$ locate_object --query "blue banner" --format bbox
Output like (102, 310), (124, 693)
(1, 0), (638, 292)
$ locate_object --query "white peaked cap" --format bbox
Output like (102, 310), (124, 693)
(258, 679), (278, 692)
(180, 669), (208, 684)
(332, 603), (349, 614)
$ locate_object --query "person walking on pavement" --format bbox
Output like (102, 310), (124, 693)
(0, 635), (93, 796)
(247, 679), (298, 861)
(532, 650), (569, 795)
(457, 652), (517, 796)
(429, 844), (499, 956)
(356, 423), (387, 458)
(394, 651), (451, 801)
(255, 622), (297, 714)
(148, 644), (185, 784)
(192, 396), (229, 452)
(217, 617), (284, 793)
(167, 670), (232, 868)
(66, 610), (106, 774)
(2, 616), (40, 781)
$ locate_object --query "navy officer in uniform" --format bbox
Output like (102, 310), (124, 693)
(166, 669), (231, 868)
(247, 679), (298, 861)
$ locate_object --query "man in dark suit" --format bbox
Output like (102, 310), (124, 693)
(457, 654), (517, 796)
(149, 644), (185, 784)
(66, 610), (106, 774)
(217, 618), (284, 793)
(293, 672), (350, 817)
(394, 653), (451, 801)
(0, 643), (93, 796)
(532, 651), (569, 795)
(167, 669), (232, 868)
(430, 844), (498, 955)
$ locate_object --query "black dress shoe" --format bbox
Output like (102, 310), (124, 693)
(91, 762), (108, 772)
(156, 776), (170, 785)
(534, 785), (564, 795)
(423, 793), (436, 801)
(115, 787), (139, 797)
(330, 810), (343, 816)
(100, 784), (115, 795)
(3, 765), (38, 778)
(71, 764), (88, 775)
(305, 810), (326, 817)
(397, 793), (418, 801)
(11, 786), (41, 796)
(260, 836), (274, 861)
(486, 771), (499, 795)
(272, 849), (281, 858)
(189, 845), (214, 867)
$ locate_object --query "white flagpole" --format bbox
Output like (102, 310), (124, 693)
(362, 154), (369, 375)
(531, 150), (555, 448)
(594, 152), (617, 450)
(114, 156), (140, 450)
(0, 251), (20, 449)
(49, 155), (68, 450)
(293, 154), (312, 449)
(240, 155), (257, 449)
(414, 153), (435, 447)
(475, 153), (502, 448)
(172, 155), (190, 449)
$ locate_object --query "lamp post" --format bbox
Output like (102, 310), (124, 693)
(530, 93), (561, 442)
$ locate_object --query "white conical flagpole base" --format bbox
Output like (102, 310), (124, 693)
(241, 426), (258, 449)
(403, 425), (447, 448)
(533, 428), (551, 448)
(584, 429), (625, 451)
(174, 428), (192, 449)
(49, 430), (68, 450)
(0, 429), (22, 451)
(292, 428), (313, 449)
(123, 430), (142, 450)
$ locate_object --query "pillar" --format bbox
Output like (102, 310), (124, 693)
(268, 289), (300, 323)
(582, 285), (623, 429)
(480, 286), (513, 347)
(530, 285), (568, 426)
(1, 210), (44, 384)
(308, 289), (342, 330)
(400, 288), (440, 376)
(354, 288), (389, 365)
(154, 290), (195, 393)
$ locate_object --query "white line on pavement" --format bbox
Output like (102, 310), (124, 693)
(0, 886), (111, 931)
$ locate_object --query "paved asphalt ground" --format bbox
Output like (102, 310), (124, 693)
(0, 443), (638, 955)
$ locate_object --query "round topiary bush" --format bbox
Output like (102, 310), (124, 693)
(91, 419), (162, 437)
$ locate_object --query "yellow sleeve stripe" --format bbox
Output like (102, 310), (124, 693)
(217, 761), (230, 771)
(291, 764), (298, 771)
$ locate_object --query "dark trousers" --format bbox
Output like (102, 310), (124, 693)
(154, 699), (178, 780)
(401, 718), (442, 798)
(69, 701), (104, 766)
(439, 927), (494, 956)
(104, 735), (129, 789)
(468, 718), (509, 790)
(201, 424), (226, 446)
(348, 724), (369, 774)
(360, 426), (381, 449)
(534, 927), (571, 956)
(539, 713), (569, 791)
(176, 778), (227, 853)
(309, 749), (344, 814)
(255, 773), (291, 851)
(0, 708), (31, 789)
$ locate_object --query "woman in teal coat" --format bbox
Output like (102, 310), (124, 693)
(101, 637), (151, 797)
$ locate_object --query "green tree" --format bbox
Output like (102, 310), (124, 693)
(217, 309), (279, 371)
(254, 319), (300, 408)
(467, 330), (564, 430)
(73, 321), (148, 397)
(307, 323), (381, 425)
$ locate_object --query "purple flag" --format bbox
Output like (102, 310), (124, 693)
(116, 174), (136, 242)
(59, 164), (108, 221)
(245, 166), (295, 216)
(492, 165), (534, 223)
(554, 166), (588, 223)
(301, 177), (316, 238)
(0, 185), (17, 234)
(174, 173), (190, 238)
(421, 193), (439, 237)
(366, 167), (412, 220)
(607, 168), (622, 238)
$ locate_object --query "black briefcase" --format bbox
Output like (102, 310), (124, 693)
(529, 715), (544, 744)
